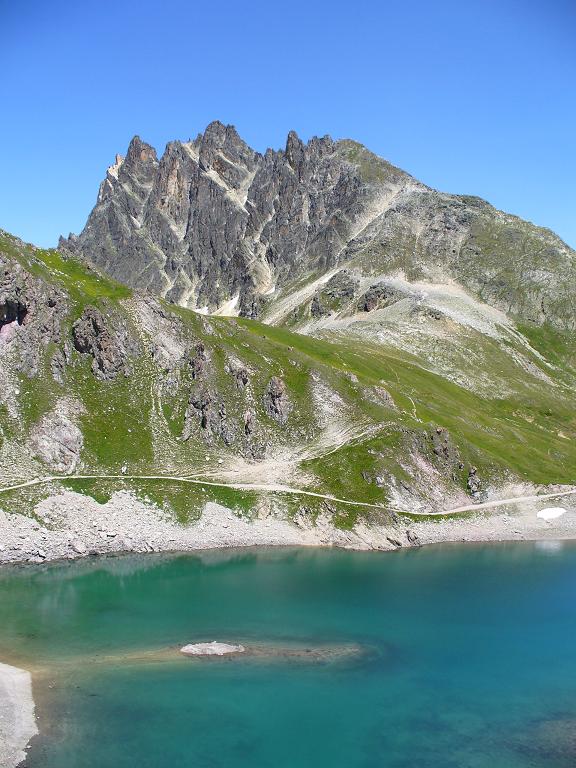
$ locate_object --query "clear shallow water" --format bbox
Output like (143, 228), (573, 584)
(1, 542), (576, 767)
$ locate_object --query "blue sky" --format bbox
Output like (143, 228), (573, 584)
(1, 0), (575, 248)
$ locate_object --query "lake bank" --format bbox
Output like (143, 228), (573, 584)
(0, 636), (368, 767)
(0, 482), (574, 565)
(0, 662), (37, 768)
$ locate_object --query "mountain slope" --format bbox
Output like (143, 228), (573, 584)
(1, 230), (575, 545)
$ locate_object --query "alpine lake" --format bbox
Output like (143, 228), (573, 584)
(1, 542), (576, 767)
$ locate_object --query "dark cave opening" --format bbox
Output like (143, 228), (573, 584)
(0, 299), (28, 330)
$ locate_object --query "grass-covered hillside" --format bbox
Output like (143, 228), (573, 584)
(0, 230), (574, 532)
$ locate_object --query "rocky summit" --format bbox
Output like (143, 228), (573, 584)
(0, 123), (575, 562)
(60, 121), (575, 329)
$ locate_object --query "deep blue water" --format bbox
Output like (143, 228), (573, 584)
(1, 542), (575, 767)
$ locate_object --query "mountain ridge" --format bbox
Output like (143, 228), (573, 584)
(60, 121), (575, 331)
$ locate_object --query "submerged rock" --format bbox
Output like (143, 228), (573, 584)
(180, 642), (245, 656)
(178, 641), (365, 663)
(509, 717), (576, 764)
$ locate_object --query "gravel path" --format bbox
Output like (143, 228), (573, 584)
(1, 473), (575, 516)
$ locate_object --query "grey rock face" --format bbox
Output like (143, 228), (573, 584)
(71, 540), (87, 555)
(406, 529), (421, 547)
(188, 342), (208, 380)
(183, 388), (235, 446)
(51, 343), (73, 384)
(324, 270), (360, 301)
(264, 377), (290, 425)
(367, 386), (396, 409)
(59, 123), (412, 316)
(359, 282), (406, 312)
(243, 410), (254, 435)
(311, 270), (361, 317)
(467, 467), (482, 496)
(225, 356), (250, 388)
(0, 252), (66, 377)
(60, 123), (575, 330)
(72, 305), (139, 380)
(29, 400), (83, 473)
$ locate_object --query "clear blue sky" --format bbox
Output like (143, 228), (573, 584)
(1, 0), (575, 248)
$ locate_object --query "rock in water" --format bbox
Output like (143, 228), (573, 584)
(180, 642), (245, 656)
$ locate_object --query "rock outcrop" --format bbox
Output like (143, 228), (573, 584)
(183, 388), (235, 446)
(180, 642), (245, 656)
(29, 399), (84, 473)
(0, 252), (65, 377)
(72, 305), (139, 380)
(264, 376), (290, 425)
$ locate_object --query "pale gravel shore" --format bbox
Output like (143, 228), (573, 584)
(0, 663), (37, 768)
(0, 483), (575, 566)
(412, 490), (576, 547)
(0, 490), (386, 565)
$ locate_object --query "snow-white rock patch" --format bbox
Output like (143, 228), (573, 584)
(537, 507), (566, 521)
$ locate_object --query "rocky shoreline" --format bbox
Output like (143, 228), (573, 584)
(0, 485), (575, 566)
(0, 662), (37, 768)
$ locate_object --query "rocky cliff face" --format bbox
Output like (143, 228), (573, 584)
(0, 251), (66, 378)
(61, 123), (380, 317)
(60, 122), (576, 330)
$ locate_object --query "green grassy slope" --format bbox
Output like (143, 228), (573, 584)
(1, 231), (574, 528)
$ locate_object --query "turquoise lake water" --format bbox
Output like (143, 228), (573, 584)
(1, 542), (576, 767)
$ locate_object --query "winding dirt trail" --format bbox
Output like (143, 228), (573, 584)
(0, 473), (574, 518)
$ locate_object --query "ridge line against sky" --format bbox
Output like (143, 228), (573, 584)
(1, 0), (575, 249)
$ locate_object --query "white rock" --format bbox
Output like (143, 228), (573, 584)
(180, 642), (245, 657)
(537, 507), (566, 521)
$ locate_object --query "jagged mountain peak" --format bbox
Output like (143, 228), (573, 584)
(59, 123), (575, 330)
(125, 135), (158, 167)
